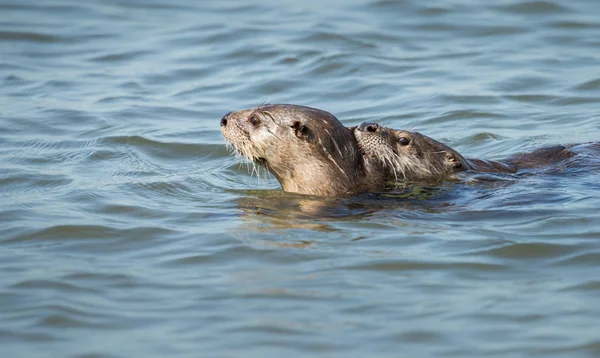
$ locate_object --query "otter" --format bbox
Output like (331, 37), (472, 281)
(221, 104), (384, 196)
(354, 122), (577, 183)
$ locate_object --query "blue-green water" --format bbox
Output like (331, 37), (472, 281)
(2, 0), (600, 357)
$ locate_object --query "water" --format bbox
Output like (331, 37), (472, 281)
(2, 0), (600, 357)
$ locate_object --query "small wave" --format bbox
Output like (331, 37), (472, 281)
(102, 135), (218, 162)
(345, 258), (506, 272)
(496, 1), (571, 15)
(88, 50), (153, 63)
(483, 242), (577, 260)
(0, 31), (61, 43)
(572, 78), (600, 91)
(0, 173), (73, 197)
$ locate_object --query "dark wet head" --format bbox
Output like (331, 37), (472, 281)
(221, 104), (366, 196)
(354, 122), (471, 182)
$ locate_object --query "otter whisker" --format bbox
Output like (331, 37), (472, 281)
(406, 116), (428, 132)
(255, 98), (269, 113)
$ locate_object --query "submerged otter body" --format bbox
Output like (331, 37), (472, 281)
(354, 122), (578, 183)
(221, 104), (384, 196)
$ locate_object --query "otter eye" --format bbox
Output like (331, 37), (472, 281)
(399, 137), (410, 146)
(299, 125), (308, 135)
(249, 115), (260, 126)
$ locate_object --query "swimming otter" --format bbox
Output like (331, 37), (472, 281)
(221, 104), (384, 196)
(354, 122), (577, 183)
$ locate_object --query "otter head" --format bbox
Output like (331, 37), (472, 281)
(354, 122), (472, 182)
(221, 104), (372, 196)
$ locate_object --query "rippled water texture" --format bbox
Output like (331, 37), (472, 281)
(2, 0), (600, 357)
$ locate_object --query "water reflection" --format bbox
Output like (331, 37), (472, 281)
(3, 0), (600, 356)
(232, 185), (460, 236)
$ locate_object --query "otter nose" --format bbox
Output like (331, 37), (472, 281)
(358, 122), (379, 132)
(220, 112), (232, 127)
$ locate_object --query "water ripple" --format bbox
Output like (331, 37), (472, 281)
(2, 0), (600, 357)
(497, 1), (571, 14)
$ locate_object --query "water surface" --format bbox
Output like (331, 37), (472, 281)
(2, 0), (600, 357)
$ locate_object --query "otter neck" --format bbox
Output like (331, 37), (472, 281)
(267, 158), (369, 196)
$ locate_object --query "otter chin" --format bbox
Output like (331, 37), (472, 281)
(221, 104), (384, 196)
(354, 122), (576, 183)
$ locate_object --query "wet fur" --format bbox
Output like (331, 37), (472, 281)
(354, 124), (577, 183)
(355, 126), (473, 182)
(221, 104), (384, 196)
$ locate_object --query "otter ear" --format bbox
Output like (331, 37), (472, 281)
(291, 121), (311, 140)
(445, 152), (463, 169)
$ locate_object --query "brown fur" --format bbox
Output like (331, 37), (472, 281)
(354, 122), (576, 183)
(221, 104), (384, 196)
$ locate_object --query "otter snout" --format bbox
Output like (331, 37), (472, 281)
(220, 112), (232, 127)
(358, 122), (379, 133)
